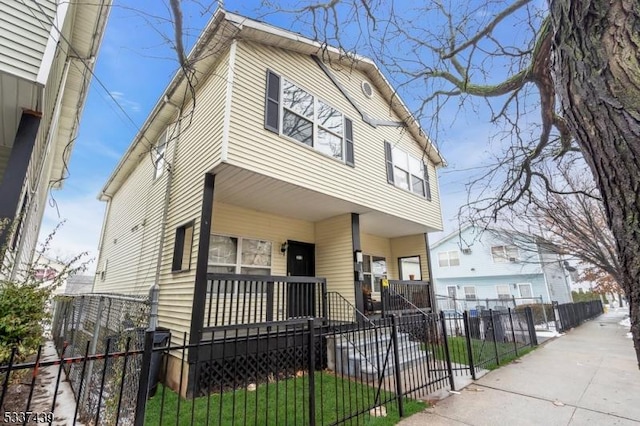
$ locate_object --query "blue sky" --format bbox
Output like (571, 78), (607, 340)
(39, 0), (500, 268)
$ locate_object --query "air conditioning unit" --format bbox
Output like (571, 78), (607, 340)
(509, 257), (518, 262)
(461, 248), (472, 255)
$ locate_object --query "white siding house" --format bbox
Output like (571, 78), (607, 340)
(0, 0), (111, 279)
(431, 226), (572, 312)
(92, 10), (445, 394)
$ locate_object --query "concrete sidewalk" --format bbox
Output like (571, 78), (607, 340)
(399, 308), (640, 425)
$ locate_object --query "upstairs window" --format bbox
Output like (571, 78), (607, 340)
(265, 70), (354, 166)
(491, 245), (520, 263)
(384, 142), (431, 200)
(154, 131), (167, 179)
(438, 250), (460, 267)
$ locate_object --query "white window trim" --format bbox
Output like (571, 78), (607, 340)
(391, 146), (428, 197)
(491, 245), (520, 263)
(154, 130), (167, 179)
(463, 286), (477, 301)
(280, 78), (347, 163)
(517, 282), (533, 299)
(496, 284), (512, 300)
(363, 254), (387, 293)
(208, 234), (273, 276)
(438, 250), (460, 267)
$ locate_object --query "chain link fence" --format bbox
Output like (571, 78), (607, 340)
(51, 293), (152, 424)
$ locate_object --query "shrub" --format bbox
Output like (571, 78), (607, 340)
(0, 220), (88, 363)
(515, 303), (554, 325)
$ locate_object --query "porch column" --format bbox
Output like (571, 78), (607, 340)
(0, 111), (40, 249)
(424, 233), (437, 312)
(188, 173), (215, 346)
(351, 213), (366, 315)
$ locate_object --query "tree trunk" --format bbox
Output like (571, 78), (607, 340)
(550, 0), (640, 367)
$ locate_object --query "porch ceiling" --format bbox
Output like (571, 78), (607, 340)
(213, 163), (435, 238)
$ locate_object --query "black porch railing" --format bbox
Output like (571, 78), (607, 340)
(382, 280), (432, 313)
(553, 299), (603, 332)
(202, 273), (327, 327)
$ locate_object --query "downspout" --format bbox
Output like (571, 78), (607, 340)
(149, 100), (183, 331)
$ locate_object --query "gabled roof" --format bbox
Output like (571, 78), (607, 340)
(100, 9), (446, 199)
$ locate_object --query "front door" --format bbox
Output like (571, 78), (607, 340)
(447, 285), (457, 310)
(286, 241), (316, 317)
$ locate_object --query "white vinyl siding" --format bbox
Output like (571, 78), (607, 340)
(315, 214), (354, 304)
(0, 0), (57, 81)
(227, 40), (442, 230)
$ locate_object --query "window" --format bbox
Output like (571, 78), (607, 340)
(264, 70), (354, 166)
(438, 250), (460, 267)
(518, 283), (533, 299)
(154, 131), (167, 179)
(491, 245), (519, 263)
(208, 235), (273, 293)
(384, 142), (431, 200)
(398, 256), (421, 280)
(34, 267), (57, 281)
(172, 222), (194, 272)
(463, 286), (477, 301)
(363, 255), (386, 293)
(496, 285), (511, 300)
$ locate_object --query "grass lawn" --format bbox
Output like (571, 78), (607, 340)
(435, 336), (533, 370)
(145, 372), (426, 425)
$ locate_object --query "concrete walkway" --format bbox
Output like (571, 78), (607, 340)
(399, 308), (640, 425)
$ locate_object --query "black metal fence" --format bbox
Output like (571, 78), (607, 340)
(439, 307), (537, 380)
(554, 299), (603, 332)
(2, 296), (549, 425)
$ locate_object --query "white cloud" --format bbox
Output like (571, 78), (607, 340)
(108, 91), (141, 113)
(39, 190), (106, 274)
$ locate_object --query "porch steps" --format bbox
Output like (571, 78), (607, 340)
(326, 327), (429, 381)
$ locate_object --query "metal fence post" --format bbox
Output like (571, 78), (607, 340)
(508, 308), (518, 356)
(439, 311), (456, 391)
(307, 318), (316, 426)
(390, 315), (405, 417)
(488, 309), (500, 366)
(462, 311), (476, 380)
(524, 307), (538, 346)
(134, 330), (155, 426)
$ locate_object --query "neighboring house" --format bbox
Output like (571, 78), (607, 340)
(64, 274), (94, 294)
(31, 254), (68, 295)
(91, 10), (445, 393)
(431, 226), (573, 311)
(0, 0), (111, 279)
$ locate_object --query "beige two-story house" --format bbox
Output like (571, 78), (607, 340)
(0, 0), (111, 279)
(92, 10), (445, 393)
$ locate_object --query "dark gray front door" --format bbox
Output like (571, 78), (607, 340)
(286, 241), (315, 317)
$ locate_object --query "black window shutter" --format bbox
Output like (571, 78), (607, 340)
(384, 141), (394, 184)
(345, 118), (354, 167)
(424, 162), (432, 201)
(265, 70), (280, 133)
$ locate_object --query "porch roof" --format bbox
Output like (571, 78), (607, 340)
(213, 163), (439, 238)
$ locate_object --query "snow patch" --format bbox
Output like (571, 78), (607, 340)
(619, 317), (631, 328)
(626, 333), (633, 339)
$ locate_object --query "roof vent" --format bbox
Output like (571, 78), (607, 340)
(361, 81), (373, 98)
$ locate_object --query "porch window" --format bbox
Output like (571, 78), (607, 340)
(463, 286), (477, 301)
(491, 245), (519, 263)
(496, 285), (511, 300)
(384, 142), (431, 200)
(265, 70), (354, 166)
(154, 130), (167, 179)
(437, 250), (460, 267)
(208, 235), (272, 293)
(363, 255), (386, 293)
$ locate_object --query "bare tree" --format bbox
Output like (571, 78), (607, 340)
(258, 0), (640, 366)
